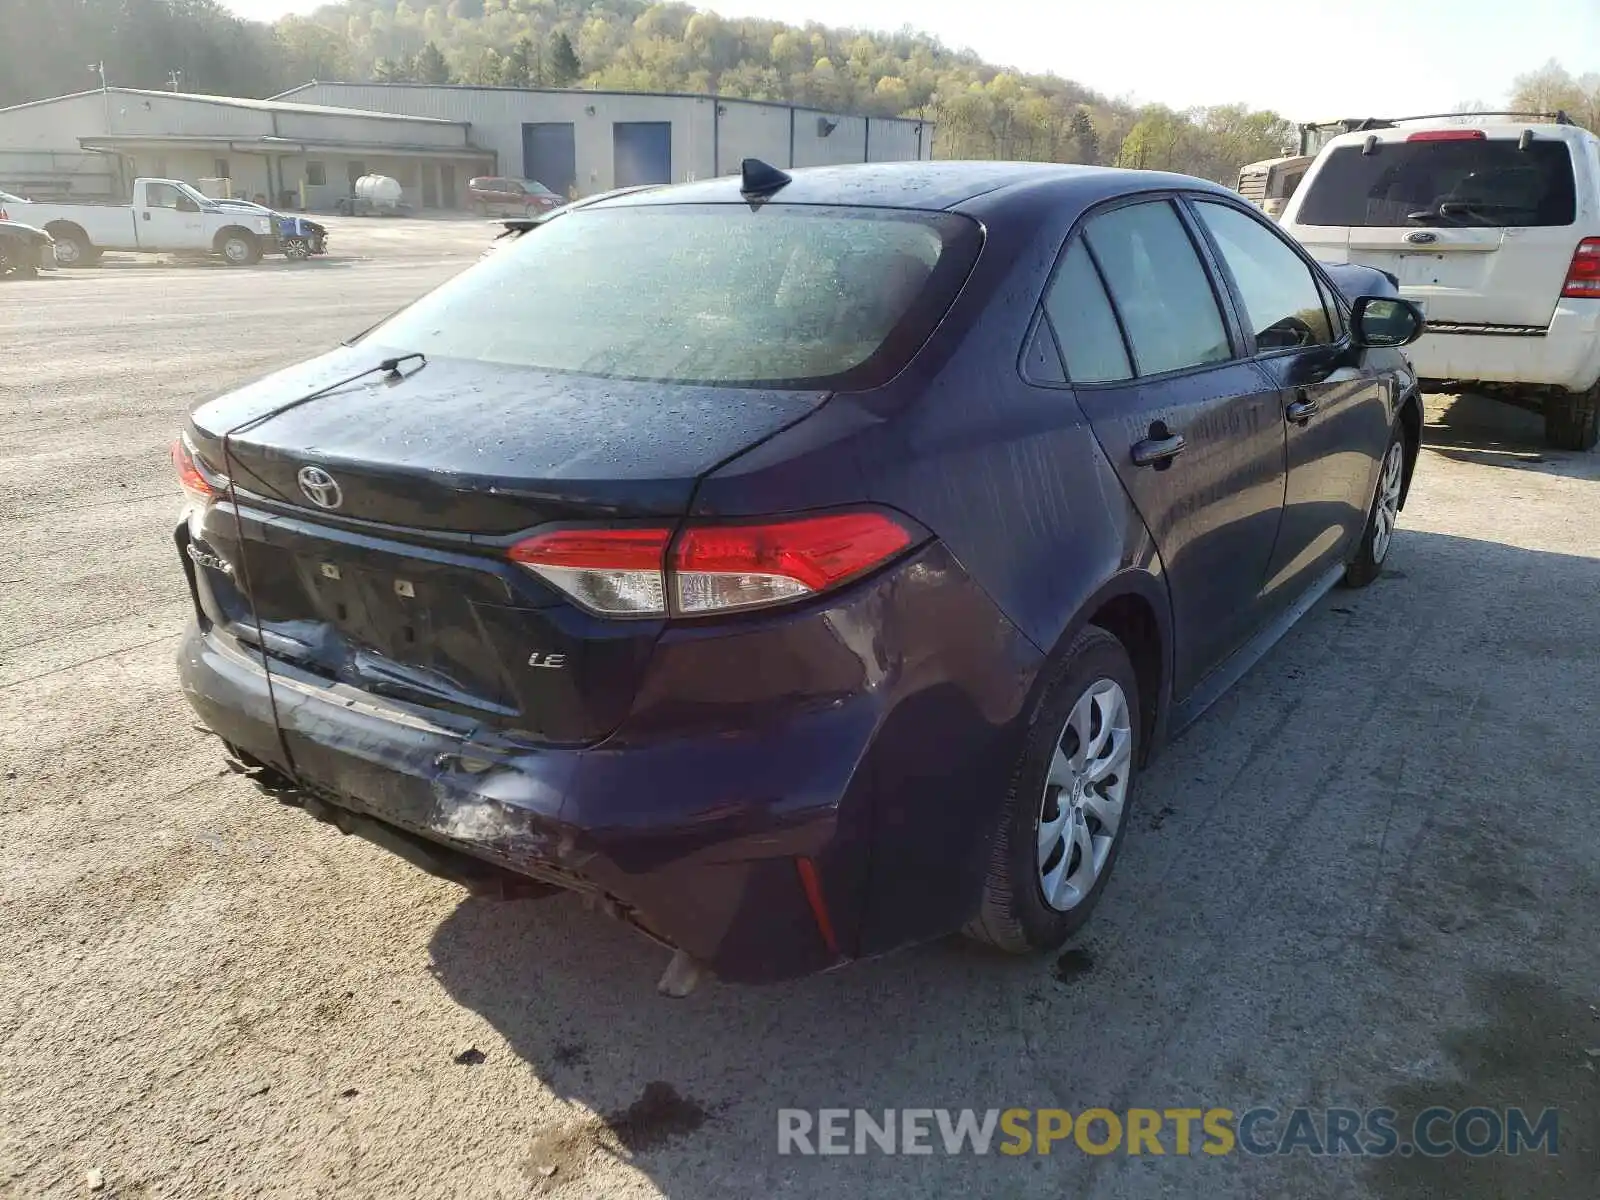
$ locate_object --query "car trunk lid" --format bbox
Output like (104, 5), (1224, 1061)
(185, 347), (827, 745)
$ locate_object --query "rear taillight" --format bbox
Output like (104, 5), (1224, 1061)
(508, 527), (671, 616)
(1561, 238), (1600, 298)
(507, 512), (916, 618)
(1405, 129), (1486, 142)
(171, 436), (220, 507)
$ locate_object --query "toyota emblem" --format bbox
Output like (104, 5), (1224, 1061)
(297, 465), (343, 510)
(1405, 230), (1438, 245)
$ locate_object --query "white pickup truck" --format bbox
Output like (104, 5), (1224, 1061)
(0, 178), (274, 267)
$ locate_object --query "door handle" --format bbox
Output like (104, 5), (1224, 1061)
(141, 211), (150, 221)
(1131, 423), (1186, 469)
(1286, 390), (1320, 425)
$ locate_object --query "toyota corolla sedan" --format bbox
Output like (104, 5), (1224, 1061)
(172, 160), (1424, 990)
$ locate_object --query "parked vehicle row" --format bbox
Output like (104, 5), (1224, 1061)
(172, 159), (1424, 992)
(0, 178), (329, 267)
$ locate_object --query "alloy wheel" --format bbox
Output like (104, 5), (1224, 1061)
(1371, 440), (1404, 565)
(1036, 678), (1132, 912)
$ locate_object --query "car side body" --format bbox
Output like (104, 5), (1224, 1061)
(0, 216), (53, 277)
(469, 176), (563, 217)
(173, 162), (1423, 985)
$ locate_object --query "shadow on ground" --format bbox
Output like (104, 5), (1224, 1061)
(1424, 392), (1599, 481)
(420, 528), (1599, 1199)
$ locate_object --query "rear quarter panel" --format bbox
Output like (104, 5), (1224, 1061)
(690, 182), (1173, 954)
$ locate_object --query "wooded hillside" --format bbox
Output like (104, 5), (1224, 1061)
(4, 0), (1587, 182)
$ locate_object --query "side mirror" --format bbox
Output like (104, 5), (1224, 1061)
(176, 197), (199, 213)
(1351, 296), (1425, 349)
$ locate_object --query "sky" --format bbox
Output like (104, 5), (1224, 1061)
(219, 0), (1600, 117)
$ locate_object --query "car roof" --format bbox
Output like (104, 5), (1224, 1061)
(586, 160), (1240, 215)
(1320, 119), (1600, 151)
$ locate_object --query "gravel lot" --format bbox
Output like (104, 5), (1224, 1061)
(2, 215), (1597, 1200)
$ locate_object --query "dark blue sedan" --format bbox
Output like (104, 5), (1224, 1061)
(172, 160), (1424, 989)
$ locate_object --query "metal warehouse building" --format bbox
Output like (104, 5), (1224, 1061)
(0, 88), (493, 209)
(276, 83), (932, 201)
(0, 83), (931, 212)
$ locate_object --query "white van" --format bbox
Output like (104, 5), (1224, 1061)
(1281, 115), (1600, 449)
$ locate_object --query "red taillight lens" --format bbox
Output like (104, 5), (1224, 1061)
(506, 512), (915, 618)
(508, 527), (672, 615)
(1562, 237), (1600, 298)
(172, 436), (219, 507)
(1406, 129), (1486, 141)
(673, 513), (913, 614)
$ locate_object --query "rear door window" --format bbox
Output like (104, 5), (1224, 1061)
(1297, 139), (1577, 227)
(1194, 200), (1334, 351)
(1084, 200), (1233, 376)
(1043, 239), (1131, 383)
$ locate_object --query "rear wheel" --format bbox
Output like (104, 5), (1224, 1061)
(218, 230), (261, 266)
(1544, 386), (1600, 452)
(48, 228), (93, 268)
(965, 625), (1140, 954)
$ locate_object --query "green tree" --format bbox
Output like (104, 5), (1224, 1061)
(414, 40), (452, 83)
(547, 31), (581, 86)
(502, 35), (540, 86)
(1068, 107), (1099, 164)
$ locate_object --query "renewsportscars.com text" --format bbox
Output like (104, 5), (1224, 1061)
(777, 1106), (1560, 1157)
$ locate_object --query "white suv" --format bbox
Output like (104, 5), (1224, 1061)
(1281, 114), (1600, 449)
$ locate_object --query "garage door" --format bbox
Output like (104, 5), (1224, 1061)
(613, 122), (672, 188)
(522, 123), (576, 198)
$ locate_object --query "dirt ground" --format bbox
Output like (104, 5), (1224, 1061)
(2, 218), (1597, 1200)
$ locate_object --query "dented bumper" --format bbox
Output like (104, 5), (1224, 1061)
(177, 538), (1042, 984)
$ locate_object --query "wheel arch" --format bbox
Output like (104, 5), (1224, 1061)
(1397, 386), (1423, 510)
(42, 220), (89, 246)
(1035, 568), (1174, 766)
(213, 224), (259, 250)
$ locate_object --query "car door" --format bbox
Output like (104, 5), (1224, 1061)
(139, 182), (207, 250)
(1189, 198), (1392, 604)
(1049, 197), (1288, 699)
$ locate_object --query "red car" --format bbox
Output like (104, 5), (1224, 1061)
(469, 176), (562, 217)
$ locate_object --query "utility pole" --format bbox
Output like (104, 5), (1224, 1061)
(88, 61), (112, 135)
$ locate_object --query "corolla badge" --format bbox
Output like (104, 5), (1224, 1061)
(1406, 231), (1438, 245)
(297, 465), (343, 510)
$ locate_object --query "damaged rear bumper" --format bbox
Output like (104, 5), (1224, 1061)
(176, 539), (1042, 984)
(178, 624), (864, 983)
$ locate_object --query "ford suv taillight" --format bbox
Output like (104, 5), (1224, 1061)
(1561, 238), (1600, 298)
(508, 512), (917, 618)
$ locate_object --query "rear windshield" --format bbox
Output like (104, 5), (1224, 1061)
(363, 203), (982, 388)
(1297, 139), (1577, 227)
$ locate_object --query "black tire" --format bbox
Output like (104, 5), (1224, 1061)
(1544, 387), (1600, 452)
(48, 228), (94, 268)
(965, 625), (1141, 954)
(217, 229), (261, 267)
(1343, 420), (1406, 589)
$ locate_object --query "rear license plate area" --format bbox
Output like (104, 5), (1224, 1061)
(1396, 253), (1480, 289)
(302, 555), (437, 662)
